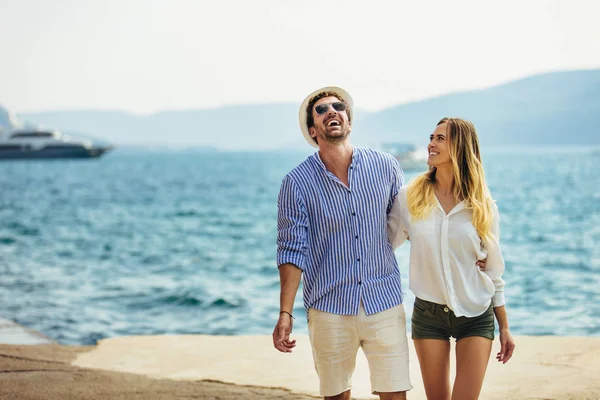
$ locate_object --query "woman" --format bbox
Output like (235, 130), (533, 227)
(388, 117), (515, 400)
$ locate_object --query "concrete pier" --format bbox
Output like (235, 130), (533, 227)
(0, 316), (54, 345)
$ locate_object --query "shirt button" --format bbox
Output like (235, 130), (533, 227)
(358, 281), (362, 285)
(357, 258), (360, 261)
(355, 235), (358, 239)
(352, 212), (356, 216)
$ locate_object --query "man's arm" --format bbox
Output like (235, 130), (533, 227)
(273, 175), (308, 353)
(273, 263), (302, 353)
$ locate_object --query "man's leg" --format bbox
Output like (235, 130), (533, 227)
(360, 304), (412, 398)
(308, 308), (360, 398)
(378, 391), (406, 400)
(325, 389), (351, 400)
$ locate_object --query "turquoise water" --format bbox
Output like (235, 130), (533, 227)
(1, 148), (599, 344)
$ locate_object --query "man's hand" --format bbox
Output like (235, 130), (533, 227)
(272, 313), (297, 353)
(476, 257), (487, 271)
(497, 328), (515, 364)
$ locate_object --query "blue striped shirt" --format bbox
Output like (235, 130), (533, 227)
(277, 147), (405, 316)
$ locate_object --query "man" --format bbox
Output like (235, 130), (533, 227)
(272, 86), (412, 400)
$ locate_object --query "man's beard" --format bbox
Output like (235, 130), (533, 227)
(315, 126), (351, 145)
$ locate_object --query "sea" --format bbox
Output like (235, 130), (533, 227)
(1, 147), (599, 345)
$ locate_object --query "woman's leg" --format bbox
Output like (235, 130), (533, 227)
(414, 339), (451, 400)
(452, 336), (493, 400)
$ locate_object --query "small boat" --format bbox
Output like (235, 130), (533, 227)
(0, 129), (114, 160)
(380, 142), (428, 172)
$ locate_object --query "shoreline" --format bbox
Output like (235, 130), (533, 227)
(0, 343), (320, 400)
(1, 320), (599, 400)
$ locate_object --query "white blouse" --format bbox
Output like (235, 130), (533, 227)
(388, 186), (506, 318)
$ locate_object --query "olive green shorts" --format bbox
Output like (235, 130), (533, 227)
(411, 297), (495, 342)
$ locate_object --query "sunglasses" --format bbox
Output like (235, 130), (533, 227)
(314, 101), (347, 115)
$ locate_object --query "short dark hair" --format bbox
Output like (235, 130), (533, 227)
(306, 91), (352, 129)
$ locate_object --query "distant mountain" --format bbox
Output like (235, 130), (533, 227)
(358, 69), (600, 147)
(15, 69), (600, 150)
(19, 105), (302, 150)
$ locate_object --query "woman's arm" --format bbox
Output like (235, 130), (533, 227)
(493, 305), (515, 364)
(387, 195), (408, 249)
(486, 201), (515, 363)
(483, 202), (506, 307)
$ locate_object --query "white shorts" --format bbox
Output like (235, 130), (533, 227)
(307, 303), (412, 397)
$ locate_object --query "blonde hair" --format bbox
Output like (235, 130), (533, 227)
(407, 117), (495, 239)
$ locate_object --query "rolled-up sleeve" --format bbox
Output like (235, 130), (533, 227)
(483, 202), (506, 307)
(276, 175), (308, 270)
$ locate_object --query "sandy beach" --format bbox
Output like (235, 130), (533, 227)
(1, 334), (599, 400)
(0, 343), (319, 400)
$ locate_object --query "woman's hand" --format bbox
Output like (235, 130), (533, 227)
(496, 328), (515, 364)
(476, 257), (487, 271)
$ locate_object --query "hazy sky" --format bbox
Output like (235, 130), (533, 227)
(1, 0), (599, 114)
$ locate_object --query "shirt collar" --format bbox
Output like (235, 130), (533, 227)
(311, 146), (360, 171)
(433, 195), (466, 216)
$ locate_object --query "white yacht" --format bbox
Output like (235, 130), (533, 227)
(0, 129), (113, 160)
(380, 142), (428, 172)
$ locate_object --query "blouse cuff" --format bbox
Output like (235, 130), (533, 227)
(492, 291), (506, 308)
